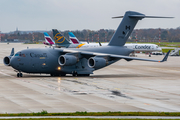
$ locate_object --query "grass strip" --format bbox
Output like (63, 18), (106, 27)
(1, 118), (179, 120)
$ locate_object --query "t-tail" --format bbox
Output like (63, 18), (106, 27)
(68, 32), (81, 44)
(43, 32), (55, 46)
(108, 11), (173, 47)
(52, 29), (71, 48)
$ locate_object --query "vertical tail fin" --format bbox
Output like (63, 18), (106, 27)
(108, 11), (144, 46)
(68, 32), (81, 44)
(52, 29), (71, 48)
(108, 11), (173, 46)
(44, 32), (55, 45)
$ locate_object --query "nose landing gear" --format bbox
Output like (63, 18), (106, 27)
(14, 70), (23, 77)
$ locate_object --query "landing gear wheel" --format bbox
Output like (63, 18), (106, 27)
(17, 73), (20, 77)
(50, 74), (55, 77)
(72, 71), (77, 76)
(20, 73), (23, 77)
(17, 73), (23, 77)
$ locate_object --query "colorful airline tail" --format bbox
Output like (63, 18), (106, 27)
(44, 32), (55, 46)
(52, 29), (71, 48)
(68, 32), (80, 44)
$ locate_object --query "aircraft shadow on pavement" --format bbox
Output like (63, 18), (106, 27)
(18, 74), (154, 78)
(90, 74), (153, 78)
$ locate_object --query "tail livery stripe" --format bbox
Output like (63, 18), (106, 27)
(76, 43), (85, 48)
(45, 37), (54, 44)
(69, 32), (76, 37)
(44, 32), (50, 37)
(70, 38), (79, 44)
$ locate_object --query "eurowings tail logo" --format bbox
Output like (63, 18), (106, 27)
(54, 33), (65, 43)
(70, 38), (79, 44)
(69, 32), (80, 44)
(44, 32), (55, 45)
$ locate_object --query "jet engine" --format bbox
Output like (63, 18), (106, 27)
(3, 48), (14, 66)
(3, 56), (11, 66)
(88, 57), (108, 69)
(58, 55), (78, 66)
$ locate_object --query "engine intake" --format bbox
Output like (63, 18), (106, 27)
(88, 57), (107, 69)
(3, 56), (11, 66)
(58, 55), (78, 66)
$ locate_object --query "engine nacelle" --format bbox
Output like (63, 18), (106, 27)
(58, 55), (78, 66)
(3, 56), (11, 66)
(88, 57), (108, 69)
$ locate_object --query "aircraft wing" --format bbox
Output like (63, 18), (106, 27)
(61, 49), (170, 63)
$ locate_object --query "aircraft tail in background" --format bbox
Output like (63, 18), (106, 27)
(68, 32), (80, 44)
(52, 29), (71, 48)
(43, 32), (55, 46)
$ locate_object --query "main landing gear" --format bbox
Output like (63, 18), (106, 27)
(72, 71), (90, 77)
(72, 71), (78, 76)
(50, 73), (66, 77)
(17, 72), (23, 77)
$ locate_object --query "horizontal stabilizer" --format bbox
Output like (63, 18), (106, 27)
(129, 15), (174, 19)
(112, 16), (124, 19)
(112, 15), (174, 19)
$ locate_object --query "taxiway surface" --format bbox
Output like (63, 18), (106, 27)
(0, 43), (180, 113)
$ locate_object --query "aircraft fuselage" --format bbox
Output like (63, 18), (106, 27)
(9, 46), (133, 75)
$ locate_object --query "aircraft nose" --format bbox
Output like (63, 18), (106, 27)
(10, 57), (17, 68)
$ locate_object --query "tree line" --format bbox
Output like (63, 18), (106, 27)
(1, 27), (180, 42)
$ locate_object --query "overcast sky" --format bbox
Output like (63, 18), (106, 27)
(0, 0), (179, 33)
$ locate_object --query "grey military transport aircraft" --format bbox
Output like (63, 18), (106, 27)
(3, 11), (171, 77)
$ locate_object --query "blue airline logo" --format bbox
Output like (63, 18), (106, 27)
(54, 33), (65, 43)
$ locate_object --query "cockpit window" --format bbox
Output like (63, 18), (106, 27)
(20, 54), (26, 57)
(15, 53), (26, 57)
(15, 53), (19, 56)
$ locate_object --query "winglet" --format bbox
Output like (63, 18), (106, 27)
(10, 48), (14, 56)
(160, 50), (170, 62)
